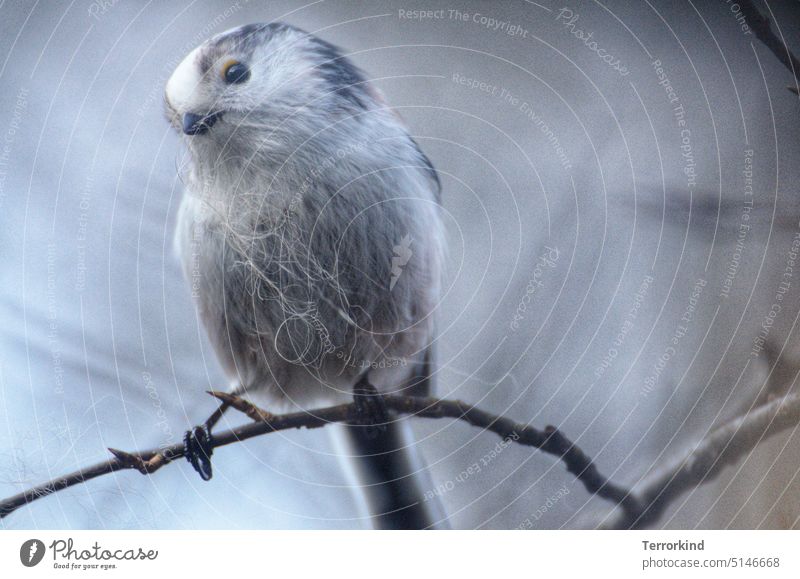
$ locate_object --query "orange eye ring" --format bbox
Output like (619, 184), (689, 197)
(220, 59), (238, 80)
(221, 59), (250, 84)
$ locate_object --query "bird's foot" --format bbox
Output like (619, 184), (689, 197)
(183, 424), (214, 481)
(352, 376), (388, 439)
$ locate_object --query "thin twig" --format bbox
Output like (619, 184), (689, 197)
(601, 392), (800, 529)
(0, 393), (638, 520)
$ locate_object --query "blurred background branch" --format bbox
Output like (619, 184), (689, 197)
(603, 392), (800, 529)
(739, 0), (800, 94)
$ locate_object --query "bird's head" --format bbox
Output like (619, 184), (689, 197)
(164, 22), (373, 142)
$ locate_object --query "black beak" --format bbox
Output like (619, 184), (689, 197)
(182, 111), (221, 135)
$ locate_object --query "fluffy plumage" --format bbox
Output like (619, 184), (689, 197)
(165, 23), (444, 411)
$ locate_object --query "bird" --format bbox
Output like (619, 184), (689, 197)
(164, 22), (447, 529)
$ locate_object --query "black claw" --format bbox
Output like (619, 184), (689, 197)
(352, 377), (388, 439)
(184, 424), (214, 481)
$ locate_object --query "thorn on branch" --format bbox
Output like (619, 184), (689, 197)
(207, 390), (275, 424)
(108, 448), (171, 475)
(108, 448), (147, 473)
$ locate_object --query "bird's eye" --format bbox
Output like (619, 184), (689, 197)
(222, 60), (250, 84)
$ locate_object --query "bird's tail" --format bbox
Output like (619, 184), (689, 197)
(336, 345), (450, 529)
(339, 418), (448, 529)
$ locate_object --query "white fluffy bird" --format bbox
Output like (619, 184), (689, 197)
(165, 22), (446, 528)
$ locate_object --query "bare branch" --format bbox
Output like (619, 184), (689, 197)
(7, 392), (800, 529)
(5, 389), (800, 527)
(0, 393), (638, 520)
(602, 393), (800, 529)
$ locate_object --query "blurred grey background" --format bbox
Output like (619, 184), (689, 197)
(1, 0), (800, 529)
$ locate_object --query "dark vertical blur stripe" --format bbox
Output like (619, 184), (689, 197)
(342, 417), (450, 530)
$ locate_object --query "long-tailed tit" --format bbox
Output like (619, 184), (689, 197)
(164, 23), (446, 528)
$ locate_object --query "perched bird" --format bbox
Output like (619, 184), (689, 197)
(164, 22), (447, 528)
